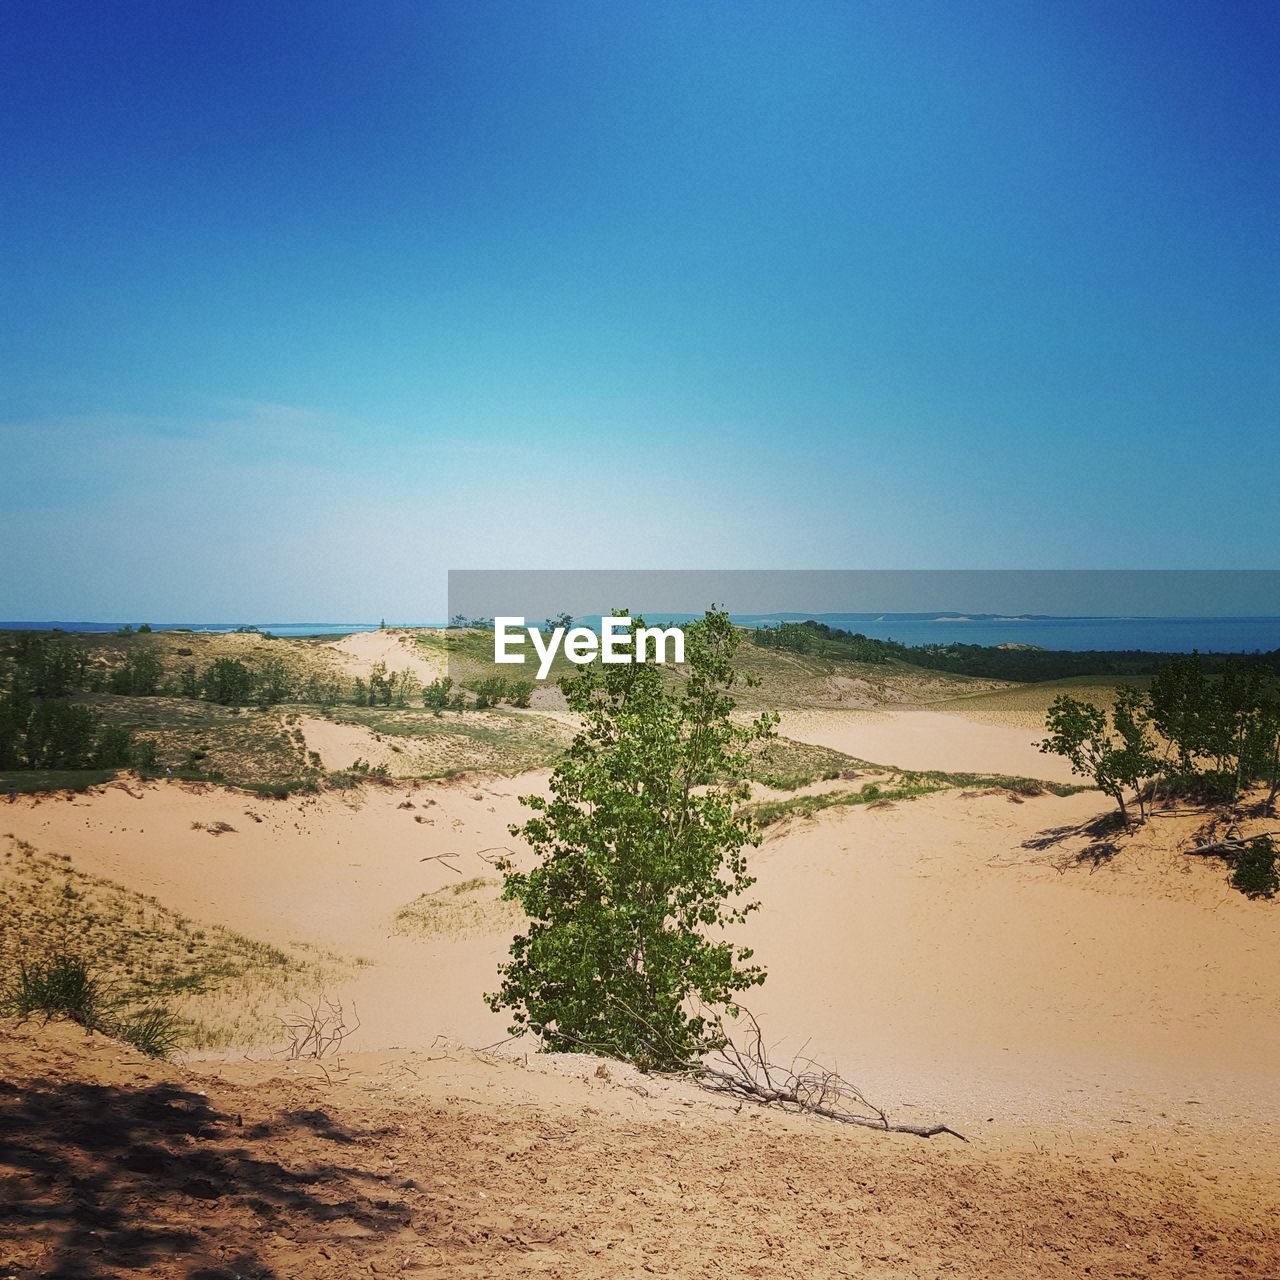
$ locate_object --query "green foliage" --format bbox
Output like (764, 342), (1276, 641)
(3, 954), (108, 1029)
(301, 672), (346, 707)
(422, 676), (455, 710)
(471, 676), (508, 709)
(1, 953), (187, 1057)
(1230, 836), (1278, 900)
(507, 679), (535, 708)
(24, 701), (100, 769)
(751, 620), (1280, 684)
(92, 724), (136, 768)
(201, 657), (256, 705)
(255, 656), (294, 707)
(107, 648), (163, 695)
(4, 635), (90, 698)
(1041, 654), (1280, 817)
(488, 608), (776, 1071)
(114, 1005), (188, 1057)
(1039, 687), (1158, 821)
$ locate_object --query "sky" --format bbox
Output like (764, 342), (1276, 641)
(2, 1), (1277, 620)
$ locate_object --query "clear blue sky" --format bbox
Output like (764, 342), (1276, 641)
(2, 1), (1276, 619)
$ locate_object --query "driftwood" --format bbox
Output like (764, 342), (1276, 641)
(1185, 831), (1279, 859)
(694, 1007), (967, 1141)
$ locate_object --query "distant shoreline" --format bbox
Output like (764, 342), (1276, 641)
(3, 613), (1279, 654)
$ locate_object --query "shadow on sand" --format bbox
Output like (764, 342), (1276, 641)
(0, 1069), (411, 1278)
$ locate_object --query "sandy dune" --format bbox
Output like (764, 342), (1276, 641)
(777, 706), (1081, 782)
(6, 1017), (1277, 1279)
(4, 767), (1279, 1276)
(4, 775), (1276, 1137)
(326, 629), (445, 683)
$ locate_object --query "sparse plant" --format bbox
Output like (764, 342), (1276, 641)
(3, 953), (108, 1029)
(114, 1005), (187, 1057)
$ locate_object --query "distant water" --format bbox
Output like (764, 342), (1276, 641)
(0, 622), (438, 637)
(743, 614), (1280, 654)
(4, 615), (1279, 653)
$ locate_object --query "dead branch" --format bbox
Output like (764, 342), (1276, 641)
(693, 1007), (967, 1141)
(277, 995), (361, 1061)
(1185, 831), (1280, 859)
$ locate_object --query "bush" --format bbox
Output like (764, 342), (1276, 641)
(93, 724), (136, 768)
(471, 676), (508, 709)
(4, 954), (109, 1029)
(201, 658), (256, 705)
(2, 953), (187, 1057)
(23, 701), (100, 769)
(422, 676), (455, 710)
(1231, 836), (1278, 899)
(107, 649), (163, 696)
(488, 608), (776, 1071)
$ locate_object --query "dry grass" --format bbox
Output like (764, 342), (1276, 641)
(0, 834), (345, 1048)
(924, 676), (1153, 731)
(392, 876), (523, 939)
(323, 706), (574, 778)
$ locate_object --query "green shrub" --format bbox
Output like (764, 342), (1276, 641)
(422, 676), (455, 710)
(114, 1005), (187, 1058)
(3, 953), (187, 1057)
(507, 679), (535, 708)
(201, 657), (256, 705)
(4, 954), (108, 1029)
(1231, 836), (1278, 899)
(471, 676), (508, 709)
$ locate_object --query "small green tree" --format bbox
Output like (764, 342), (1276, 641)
(1146, 652), (1213, 775)
(1039, 688), (1157, 822)
(488, 608), (776, 1070)
(471, 676), (508, 708)
(422, 676), (455, 710)
(507, 679), (535, 708)
(201, 658), (255, 706)
(255, 656), (293, 708)
(93, 724), (136, 768)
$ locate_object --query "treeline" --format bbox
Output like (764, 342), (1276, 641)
(750, 620), (1280, 683)
(751, 621), (893, 663)
(0, 699), (158, 771)
(1040, 654), (1280, 821)
(2, 636), (542, 712)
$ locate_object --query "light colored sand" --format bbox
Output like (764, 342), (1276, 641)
(325, 628), (444, 682)
(5, 764), (1279, 1274)
(777, 706), (1080, 782)
(4, 773), (1277, 1139)
(295, 714), (385, 771)
(8, 1018), (1278, 1279)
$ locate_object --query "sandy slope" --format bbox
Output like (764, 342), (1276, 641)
(3, 774), (1277, 1139)
(4, 759), (1280, 1276)
(777, 706), (1080, 782)
(325, 629), (445, 683)
(3, 1019), (1277, 1280)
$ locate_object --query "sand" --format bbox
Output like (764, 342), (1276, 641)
(3, 767), (1276, 1132)
(6, 1018), (1278, 1279)
(326, 628), (445, 683)
(3, 699), (1278, 1277)
(777, 706), (1081, 782)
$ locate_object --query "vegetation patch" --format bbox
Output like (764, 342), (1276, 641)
(393, 876), (523, 939)
(0, 835), (334, 1048)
